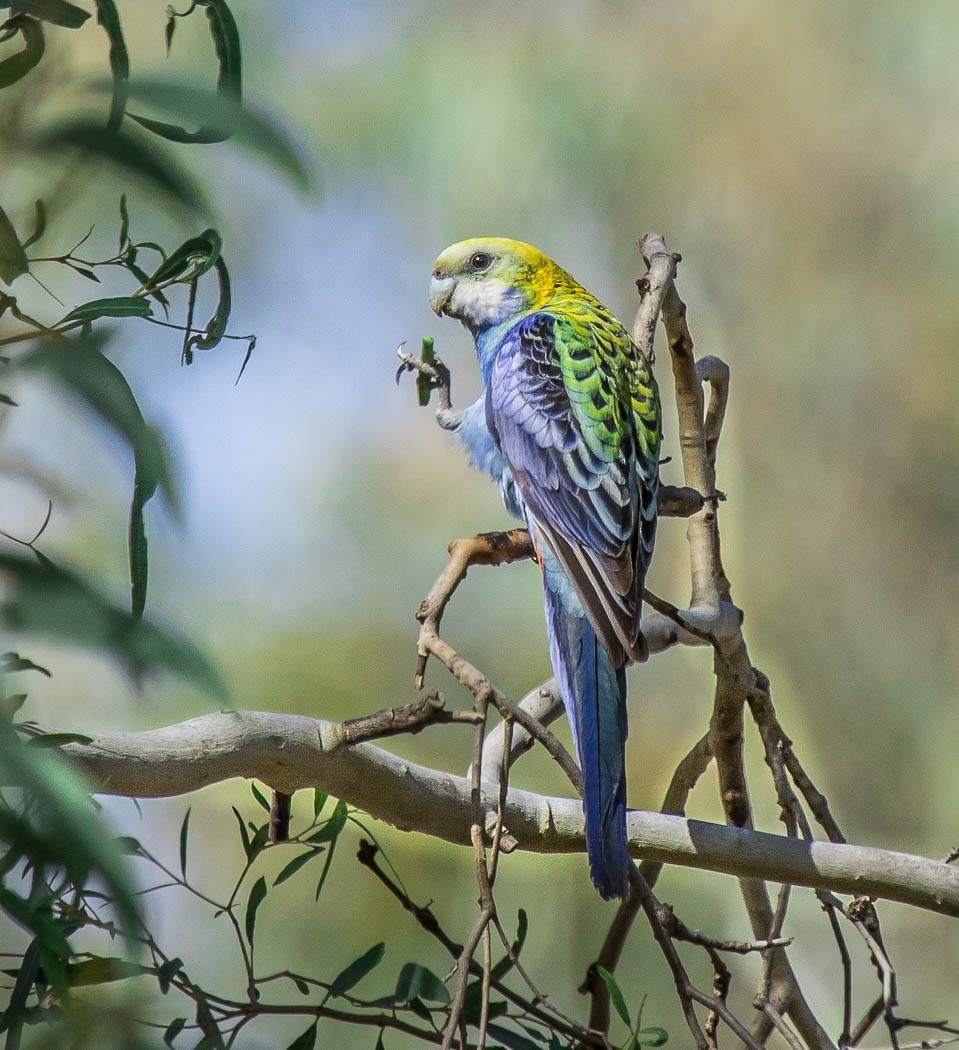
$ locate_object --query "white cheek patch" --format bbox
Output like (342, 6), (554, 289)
(451, 279), (525, 327)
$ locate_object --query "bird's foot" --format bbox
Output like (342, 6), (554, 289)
(395, 340), (453, 414)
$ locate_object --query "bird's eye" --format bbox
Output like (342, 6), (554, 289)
(469, 252), (492, 272)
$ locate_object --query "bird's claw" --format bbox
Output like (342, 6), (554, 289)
(394, 343), (448, 389)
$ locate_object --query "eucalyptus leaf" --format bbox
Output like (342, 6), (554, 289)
(61, 297), (153, 323)
(0, 14), (44, 88)
(10, 0), (90, 28)
(0, 200), (29, 285)
(327, 942), (385, 1000)
(35, 121), (205, 213)
(102, 78), (314, 192)
(393, 963), (449, 1005)
(0, 553), (229, 701)
(244, 876), (267, 946)
(93, 0), (128, 131)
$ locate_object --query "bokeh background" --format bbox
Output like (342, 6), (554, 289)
(2, 1), (959, 1045)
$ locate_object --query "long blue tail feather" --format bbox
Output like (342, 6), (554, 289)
(543, 570), (631, 900)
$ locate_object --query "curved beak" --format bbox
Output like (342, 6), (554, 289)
(428, 275), (455, 316)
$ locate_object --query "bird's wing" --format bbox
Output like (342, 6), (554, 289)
(487, 307), (660, 667)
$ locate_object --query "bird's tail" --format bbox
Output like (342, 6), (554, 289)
(543, 578), (631, 900)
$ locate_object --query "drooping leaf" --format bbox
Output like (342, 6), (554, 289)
(11, 0), (90, 28)
(0, 723), (140, 936)
(0, 652), (51, 677)
(93, 0), (128, 131)
(250, 782), (269, 811)
(327, 942), (385, 1000)
(163, 1017), (186, 1046)
(60, 297), (153, 323)
(21, 200), (46, 250)
(393, 963), (449, 1005)
(284, 1022), (317, 1050)
(0, 553), (229, 701)
(25, 731), (93, 748)
(0, 694), (27, 720)
(273, 848), (322, 887)
(159, 959), (189, 996)
(107, 79), (314, 192)
(137, 228), (221, 296)
(0, 14), (45, 88)
(461, 980), (508, 1026)
(485, 1024), (542, 1050)
(118, 194), (130, 249)
(178, 807), (191, 878)
(35, 121), (205, 213)
(597, 967), (630, 1029)
(0, 392), (17, 406)
(0, 200), (29, 285)
(490, 908), (528, 981)
(185, 255), (230, 359)
(307, 799), (347, 844)
(66, 956), (152, 986)
(14, 331), (179, 615)
(244, 876), (267, 946)
(232, 806), (251, 858)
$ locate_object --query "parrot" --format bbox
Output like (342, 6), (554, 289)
(425, 237), (661, 899)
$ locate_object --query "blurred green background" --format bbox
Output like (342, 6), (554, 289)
(2, 1), (959, 1045)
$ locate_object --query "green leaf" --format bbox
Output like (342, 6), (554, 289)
(114, 835), (141, 855)
(14, 330), (179, 617)
(232, 805), (251, 858)
(24, 731), (93, 748)
(118, 194), (130, 250)
(35, 121), (205, 213)
(462, 980), (508, 1026)
(312, 789), (328, 819)
(485, 1025), (541, 1050)
(61, 297), (153, 323)
(307, 799), (347, 844)
(327, 942), (385, 1000)
(273, 848), (322, 887)
(0, 200), (29, 285)
(178, 807), (191, 878)
(66, 955), (152, 986)
(0, 553), (229, 701)
(0, 392), (17, 407)
(374, 1032), (385, 1050)
(0, 14), (45, 89)
(185, 255), (231, 359)
(1, 938), (40, 1042)
(93, 0), (128, 131)
(0, 652), (51, 677)
(244, 876), (267, 946)
(490, 908), (528, 981)
(139, 228), (221, 294)
(0, 724), (139, 936)
(250, 782), (270, 811)
(157, 957), (183, 994)
(597, 967), (630, 1029)
(0, 694), (27, 720)
(417, 337), (434, 407)
(393, 963), (449, 1005)
(21, 200), (46, 250)
(637, 1028), (669, 1047)
(284, 1022), (317, 1050)
(11, 0), (90, 28)
(163, 1017), (186, 1046)
(106, 78), (314, 193)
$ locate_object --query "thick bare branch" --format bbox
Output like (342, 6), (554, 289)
(23, 711), (959, 919)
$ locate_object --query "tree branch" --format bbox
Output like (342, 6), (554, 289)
(19, 710), (959, 919)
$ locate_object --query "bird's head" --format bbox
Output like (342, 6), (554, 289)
(429, 237), (573, 331)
